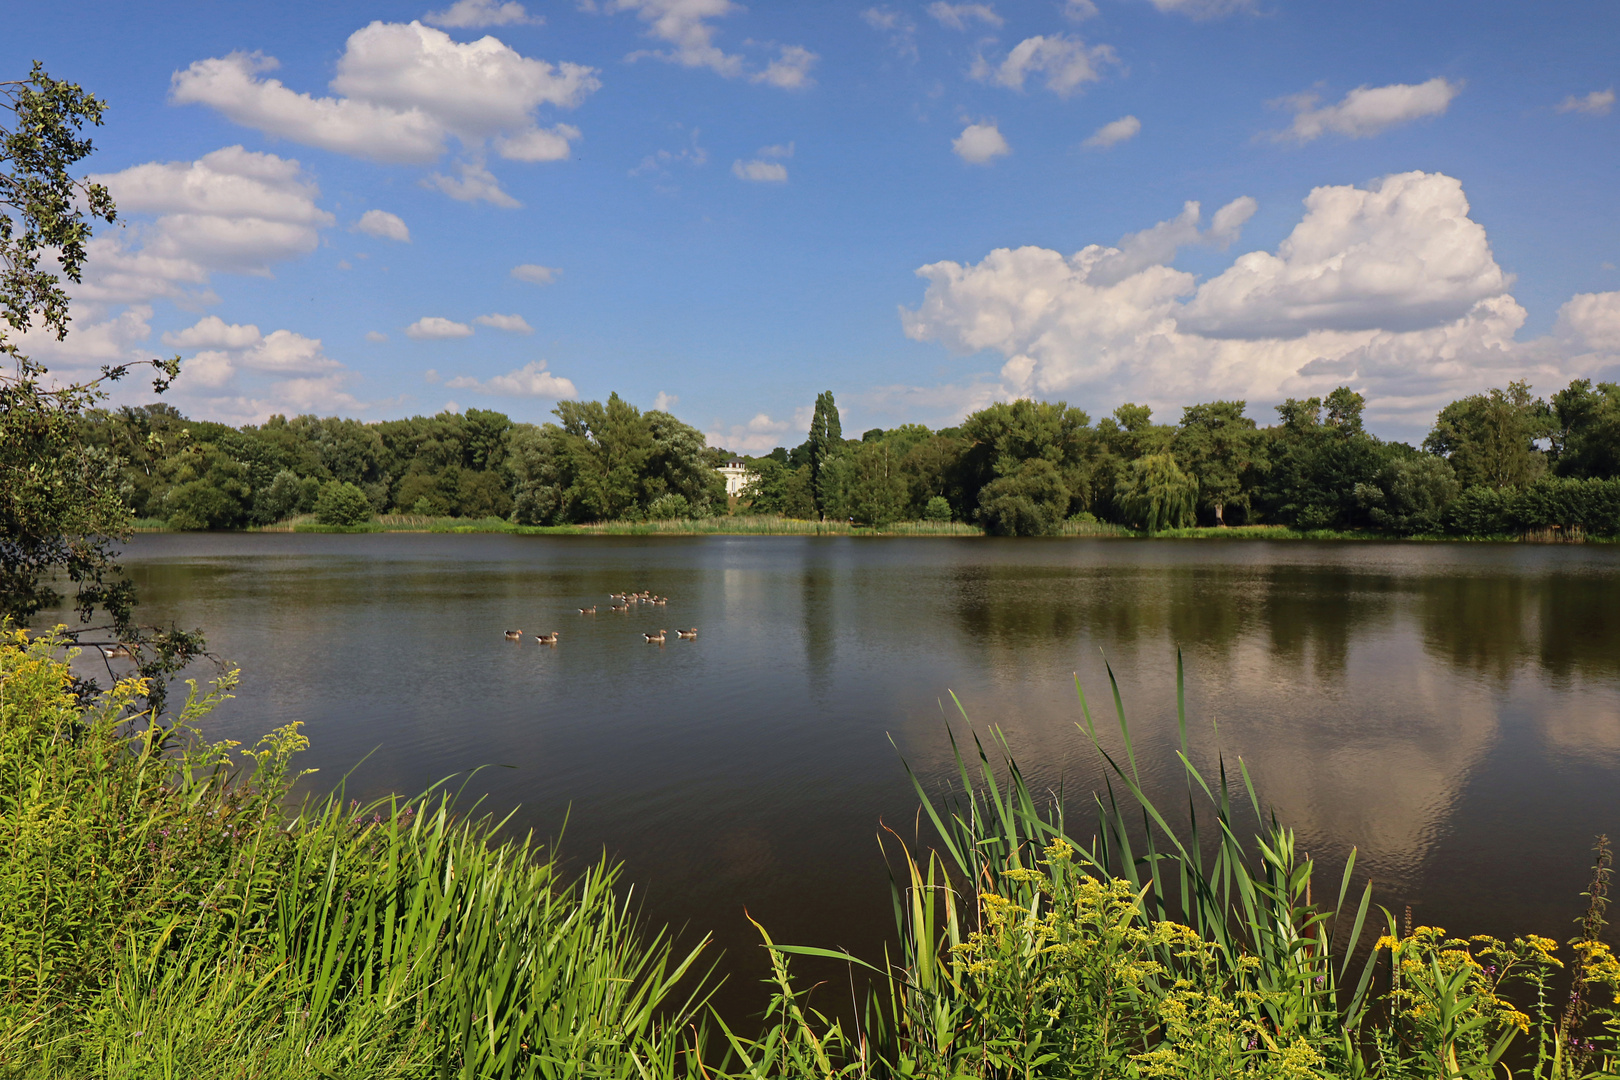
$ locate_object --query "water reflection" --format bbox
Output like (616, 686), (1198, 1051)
(52, 535), (1620, 1014)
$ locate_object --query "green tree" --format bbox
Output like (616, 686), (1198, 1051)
(0, 64), (202, 701)
(976, 457), (1070, 536)
(1258, 388), (1385, 529)
(822, 440), (907, 526)
(505, 395), (719, 524)
(954, 398), (1093, 523)
(780, 464), (816, 519)
(1174, 401), (1260, 526)
(807, 390), (843, 518)
(1424, 380), (1552, 489)
(1354, 452), (1460, 535)
(255, 468), (305, 523)
(161, 443), (252, 530)
(1550, 379), (1620, 479)
(1118, 452), (1197, 533)
(923, 495), (952, 522)
(314, 480), (372, 526)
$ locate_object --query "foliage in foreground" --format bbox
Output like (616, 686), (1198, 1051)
(0, 626), (710, 1078)
(6, 627), (1620, 1077)
(735, 662), (1620, 1078)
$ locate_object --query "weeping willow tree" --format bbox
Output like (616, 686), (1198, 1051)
(1119, 451), (1197, 533)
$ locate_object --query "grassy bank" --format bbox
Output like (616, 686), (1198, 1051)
(7, 630), (1620, 1077)
(139, 514), (1611, 542)
(260, 513), (991, 537)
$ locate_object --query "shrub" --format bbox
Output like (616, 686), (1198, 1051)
(923, 495), (952, 522)
(313, 480), (373, 526)
(647, 492), (692, 520)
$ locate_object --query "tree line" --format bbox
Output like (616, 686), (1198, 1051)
(70, 376), (1620, 538)
(741, 379), (1620, 537)
(81, 394), (730, 529)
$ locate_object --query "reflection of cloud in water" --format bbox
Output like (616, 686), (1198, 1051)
(1203, 638), (1500, 887)
(1534, 683), (1620, 760)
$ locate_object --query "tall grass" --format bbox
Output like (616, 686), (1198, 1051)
(0, 626), (711, 1079)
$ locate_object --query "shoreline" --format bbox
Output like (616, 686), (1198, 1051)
(121, 515), (1615, 543)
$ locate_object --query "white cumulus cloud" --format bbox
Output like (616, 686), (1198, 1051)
(1272, 78), (1461, 143)
(423, 0), (535, 28)
(366, 330), (389, 342)
(1084, 114), (1140, 148)
(170, 21), (598, 192)
(149, 318), (362, 422)
(512, 263), (560, 284)
(406, 316), (475, 339)
(1557, 89), (1615, 116)
(896, 171), (1602, 435)
(474, 312), (533, 332)
(953, 121), (1010, 164)
(1181, 172), (1507, 337)
(444, 359), (577, 397)
(1557, 292), (1620, 352)
(973, 34), (1117, 97)
(92, 146), (333, 280)
(353, 209), (411, 241)
(653, 390), (679, 411)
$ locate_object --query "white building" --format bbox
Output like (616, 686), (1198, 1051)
(717, 459), (752, 497)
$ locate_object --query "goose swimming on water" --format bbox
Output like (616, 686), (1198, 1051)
(675, 628), (697, 639)
(579, 606), (596, 614)
(643, 629), (667, 644)
(504, 630), (523, 640)
(535, 632), (559, 645)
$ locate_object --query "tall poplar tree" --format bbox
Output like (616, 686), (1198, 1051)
(807, 390), (842, 518)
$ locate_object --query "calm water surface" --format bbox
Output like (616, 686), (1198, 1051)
(61, 534), (1620, 1014)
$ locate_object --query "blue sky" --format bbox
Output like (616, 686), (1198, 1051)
(6, 0), (1617, 447)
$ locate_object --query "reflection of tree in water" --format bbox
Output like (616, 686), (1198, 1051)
(1260, 566), (1396, 681)
(947, 561), (1386, 678)
(800, 562), (837, 696)
(1538, 573), (1620, 682)
(1411, 567), (1620, 686)
(1415, 573), (1538, 686)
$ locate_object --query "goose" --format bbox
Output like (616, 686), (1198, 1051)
(675, 628), (698, 639)
(652, 597), (667, 606)
(504, 630), (523, 640)
(535, 632), (559, 645)
(643, 629), (667, 644)
(610, 602), (630, 612)
(102, 644), (134, 659)
(579, 606), (597, 615)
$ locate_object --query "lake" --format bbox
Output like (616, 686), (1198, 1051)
(56, 533), (1620, 1015)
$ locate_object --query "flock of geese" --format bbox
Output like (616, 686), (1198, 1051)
(505, 590), (697, 647)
